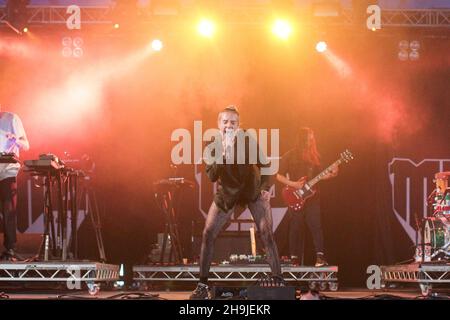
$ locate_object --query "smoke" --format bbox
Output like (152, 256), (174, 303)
(0, 29), (445, 186)
(320, 47), (429, 145)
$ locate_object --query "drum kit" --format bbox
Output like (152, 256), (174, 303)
(415, 171), (450, 262)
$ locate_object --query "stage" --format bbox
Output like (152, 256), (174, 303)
(0, 262), (447, 300)
(0, 287), (447, 300)
(0, 1), (449, 311)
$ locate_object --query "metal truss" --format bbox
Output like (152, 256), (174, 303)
(26, 5), (114, 25)
(215, 1), (274, 25)
(379, 9), (450, 28)
(381, 263), (450, 283)
(0, 261), (119, 282)
(0, 5), (448, 28)
(0, 5), (114, 25)
(381, 263), (450, 296)
(340, 9), (450, 28)
(133, 264), (338, 284)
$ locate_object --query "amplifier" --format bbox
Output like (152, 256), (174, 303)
(211, 285), (297, 300)
(192, 232), (258, 262)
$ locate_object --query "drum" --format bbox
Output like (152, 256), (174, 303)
(434, 193), (450, 215)
(422, 216), (450, 260)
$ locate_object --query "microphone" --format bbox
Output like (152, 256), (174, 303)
(224, 128), (235, 160)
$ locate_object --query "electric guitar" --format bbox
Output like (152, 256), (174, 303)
(281, 149), (354, 211)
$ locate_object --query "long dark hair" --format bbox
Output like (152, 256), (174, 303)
(295, 127), (320, 166)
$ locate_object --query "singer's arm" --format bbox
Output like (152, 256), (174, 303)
(204, 141), (224, 182)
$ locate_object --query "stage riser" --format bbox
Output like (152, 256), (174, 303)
(133, 265), (339, 290)
(380, 263), (450, 296)
(0, 262), (119, 282)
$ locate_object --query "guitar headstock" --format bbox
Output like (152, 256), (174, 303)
(340, 149), (354, 163)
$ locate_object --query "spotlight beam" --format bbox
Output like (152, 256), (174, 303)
(2, 21), (23, 35)
(151, 39), (163, 51)
(197, 19), (215, 38)
(316, 41), (327, 53)
(272, 19), (292, 40)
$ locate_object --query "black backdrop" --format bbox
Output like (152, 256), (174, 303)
(3, 26), (449, 287)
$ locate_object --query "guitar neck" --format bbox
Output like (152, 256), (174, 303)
(307, 159), (342, 188)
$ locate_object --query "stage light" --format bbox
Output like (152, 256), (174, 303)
(22, 27), (28, 33)
(62, 37), (72, 47)
(398, 40), (420, 61)
(114, 23), (120, 29)
(410, 40), (420, 51)
(62, 46), (72, 58)
(73, 47), (84, 58)
(316, 41), (327, 53)
(151, 39), (163, 51)
(61, 36), (84, 58)
(399, 40), (409, 51)
(398, 50), (408, 61)
(409, 50), (419, 61)
(197, 19), (215, 38)
(73, 37), (84, 48)
(272, 19), (292, 40)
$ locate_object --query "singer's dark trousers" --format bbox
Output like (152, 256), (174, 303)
(0, 177), (18, 251)
(199, 195), (281, 282)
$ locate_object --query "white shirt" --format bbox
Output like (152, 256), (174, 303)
(0, 112), (27, 181)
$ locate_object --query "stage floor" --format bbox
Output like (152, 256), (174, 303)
(0, 287), (447, 300)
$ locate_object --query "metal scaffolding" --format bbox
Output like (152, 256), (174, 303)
(133, 264), (339, 291)
(0, 5), (448, 28)
(381, 263), (450, 296)
(0, 261), (119, 282)
(27, 5), (114, 25)
(379, 9), (450, 28)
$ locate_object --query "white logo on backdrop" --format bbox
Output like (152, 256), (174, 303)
(22, 178), (87, 239)
(388, 158), (450, 243)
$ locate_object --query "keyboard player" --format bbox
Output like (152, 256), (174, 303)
(0, 105), (29, 261)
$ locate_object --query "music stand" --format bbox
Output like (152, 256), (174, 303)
(154, 178), (193, 264)
(75, 173), (107, 262)
(62, 154), (106, 262)
(26, 166), (67, 261)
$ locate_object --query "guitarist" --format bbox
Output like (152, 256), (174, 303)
(276, 127), (337, 267)
(0, 105), (29, 261)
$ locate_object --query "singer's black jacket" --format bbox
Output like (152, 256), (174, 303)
(204, 130), (274, 212)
